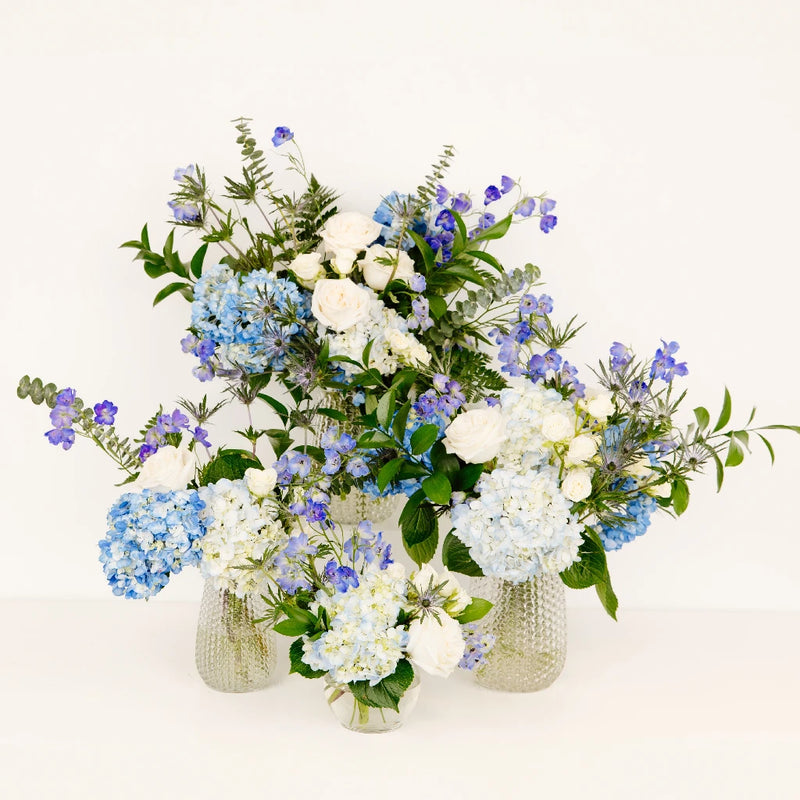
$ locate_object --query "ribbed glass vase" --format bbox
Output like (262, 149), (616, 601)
(195, 580), (278, 692)
(323, 675), (421, 733)
(316, 390), (399, 525)
(472, 573), (567, 692)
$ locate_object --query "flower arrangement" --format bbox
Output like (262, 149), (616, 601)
(17, 117), (800, 715)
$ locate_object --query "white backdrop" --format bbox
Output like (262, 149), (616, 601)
(2, 0), (799, 611)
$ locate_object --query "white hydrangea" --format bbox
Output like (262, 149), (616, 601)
(450, 465), (583, 583)
(197, 478), (288, 597)
(498, 383), (581, 469)
(302, 563), (409, 685)
(323, 287), (430, 376)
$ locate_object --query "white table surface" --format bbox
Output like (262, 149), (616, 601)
(2, 600), (798, 800)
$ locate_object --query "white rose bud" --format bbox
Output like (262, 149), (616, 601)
(586, 390), (615, 420)
(439, 568), (471, 615)
(627, 457), (653, 478)
(561, 467), (594, 502)
(134, 445), (195, 491)
(648, 480), (672, 499)
(245, 467), (278, 497)
(360, 244), (416, 291)
(541, 412), (574, 442)
(311, 278), (372, 332)
(319, 211), (382, 258)
(567, 434), (598, 465)
(405, 610), (465, 678)
(288, 252), (324, 288)
(386, 327), (412, 356)
(410, 344), (432, 366)
(330, 248), (357, 276)
(443, 407), (506, 464)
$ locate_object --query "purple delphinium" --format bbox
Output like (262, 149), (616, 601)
(45, 388), (79, 451)
(324, 560), (359, 593)
(539, 214), (558, 233)
(610, 342), (633, 372)
(451, 193), (472, 214)
(514, 197), (536, 217)
(410, 273), (426, 293)
(650, 340), (688, 383)
(484, 185), (502, 205)
(167, 200), (201, 223)
(271, 126), (294, 147)
(173, 165), (194, 182)
(500, 175), (515, 194)
(93, 400), (118, 426)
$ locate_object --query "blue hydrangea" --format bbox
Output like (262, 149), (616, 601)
(593, 477), (657, 551)
(98, 489), (206, 599)
(372, 191), (427, 249)
(190, 264), (311, 375)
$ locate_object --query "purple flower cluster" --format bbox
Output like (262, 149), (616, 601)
(181, 334), (218, 382)
(413, 374), (465, 422)
(273, 532), (317, 595)
(407, 296), (433, 332)
(459, 623), (495, 670)
(168, 165), (200, 222)
(513, 195), (557, 233)
(139, 409), (210, 461)
(319, 426), (369, 478)
(44, 388), (79, 451)
(324, 560), (359, 592)
(343, 521), (393, 571)
(650, 340), (688, 383)
(609, 341), (634, 372)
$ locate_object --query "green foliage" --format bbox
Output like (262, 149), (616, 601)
(559, 532), (618, 620)
(441, 533), (484, 577)
(288, 638), (326, 679)
(232, 117), (274, 194)
(455, 598), (492, 624)
(349, 659), (415, 712)
(198, 449), (262, 486)
(415, 145), (455, 209)
(17, 375), (59, 407)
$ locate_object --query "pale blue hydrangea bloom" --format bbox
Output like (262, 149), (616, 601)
(98, 489), (206, 599)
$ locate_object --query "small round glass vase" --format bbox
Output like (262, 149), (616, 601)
(195, 579), (278, 693)
(472, 573), (567, 692)
(323, 676), (421, 733)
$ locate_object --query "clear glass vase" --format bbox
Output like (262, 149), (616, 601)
(323, 676), (421, 733)
(195, 580), (278, 692)
(472, 573), (567, 692)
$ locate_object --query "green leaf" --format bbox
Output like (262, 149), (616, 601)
(190, 243), (208, 279)
(465, 249), (503, 272)
(377, 458), (404, 493)
(560, 536), (608, 590)
(441, 533), (484, 577)
(693, 406), (710, 431)
(441, 263), (485, 286)
(712, 387), (732, 433)
(288, 638), (326, 679)
(401, 502), (437, 546)
(711, 450), (725, 491)
(595, 579), (619, 621)
(392, 401), (412, 441)
(671, 479), (690, 516)
(422, 472), (452, 505)
(257, 393), (289, 423)
(153, 281), (192, 306)
(761, 424), (800, 435)
(455, 598), (493, 624)
(143, 261), (170, 279)
(404, 527), (438, 566)
(273, 619), (311, 637)
(471, 213), (512, 242)
(409, 231), (435, 273)
(428, 295), (447, 319)
(317, 407), (348, 423)
(756, 433), (775, 465)
(409, 424), (440, 454)
(725, 436), (745, 467)
(452, 462), (484, 491)
(349, 659), (415, 712)
(361, 339), (375, 368)
(199, 449), (262, 485)
(398, 490), (427, 526)
(376, 390), (396, 430)
(357, 430), (396, 449)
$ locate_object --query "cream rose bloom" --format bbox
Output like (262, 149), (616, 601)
(289, 252), (324, 288)
(561, 467), (594, 502)
(648, 480), (672, 499)
(245, 467), (278, 498)
(319, 212), (382, 257)
(405, 610), (465, 678)
(311, 278), (372, 332)
(360, 244), (416, 291)
(541, 412), (574, 442)
(330, 248), (357, 276)
(567, 434), (598, 465)
(585, 389), (615, 420)
(443, 407), (506, 464)
(134, 445), (194, 491)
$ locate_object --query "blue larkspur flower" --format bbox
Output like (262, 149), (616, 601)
(271, 126), (294, 147)
(539, 214), (557, 233)
(93, 400), (118, 426)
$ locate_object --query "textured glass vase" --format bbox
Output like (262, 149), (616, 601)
(323, 675), (421, 733)
(316, 391), (399, 525)
(472, 573), (567, 692)
(195, 580), (278, 692)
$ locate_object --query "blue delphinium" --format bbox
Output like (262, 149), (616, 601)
(138, 408), (209, 461)
(324, 560), (360, 592)
(610, 341), (633, 372)
(343, 521), (393, 570)
(167, 199), (201, 223)
(271, 126), (294, 147)
(459, 623), (495, 670)
(44, 388), (79, 450)
(98, 489), (206, 599)
(273, 532), (318, 595)
(650, 340), (689, 383)
(190, 264), (311, 376)
(93, 400), (118, 426)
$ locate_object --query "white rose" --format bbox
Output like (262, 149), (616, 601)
(567, 434), (598, 465)
(561, 468), (594, 502)
(439, 568), (471, 615)
(245, 467), (277, 497)
(541, 412), (574, 442)
(405, 610), (465, 678)
(409, 343), (431, 366)
(311, 278), (372, 332)
(360, 245), (416, 291)
(319, 211), (382, 257)
(289, 252), (324, 289)
(648, 480), (672, 499)
(443, 407), (506, 464)
(134, 445), (194, 491)
(627, 457), (652, 478)
(586, 390), (615, 420)
(330, 248), (357, 276)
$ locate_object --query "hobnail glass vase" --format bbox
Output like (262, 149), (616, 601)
(472, 573), (567, 692)
(323, 675), (421, 733)
(195, 580), (278, 692)
(315, 391), (399, 525)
